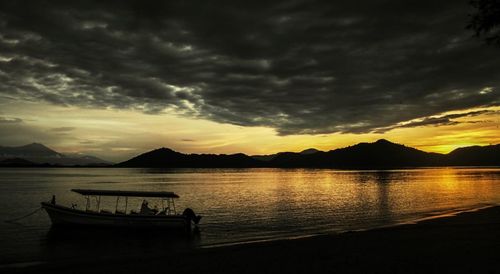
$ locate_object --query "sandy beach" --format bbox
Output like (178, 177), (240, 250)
(4, 205), (500, 274)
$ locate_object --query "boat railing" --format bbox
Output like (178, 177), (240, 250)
(82, 194), (178, 216)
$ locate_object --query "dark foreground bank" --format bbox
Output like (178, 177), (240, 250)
(5, 206), (500, 274)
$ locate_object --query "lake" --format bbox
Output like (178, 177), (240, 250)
(1, 167), (499, 266)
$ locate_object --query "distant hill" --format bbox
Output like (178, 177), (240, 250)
(0, 158), (39, 167)
(300, 148), (321, 155)
(251, 154), (277, 162)
(252, 148), (322, 162)
(0, 143), (112, 166)
(0, 143), (63, 158)
(447, 144), (500, 166)
(4, 140), (497, 168)
(268, 139), (445, 168)
(118, 139), (499, 169)
(116, 148), (263, 168)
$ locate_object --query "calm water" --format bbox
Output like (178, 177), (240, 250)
(0, 167), (499, 265)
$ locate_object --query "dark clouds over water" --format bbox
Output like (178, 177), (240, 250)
(0, 0), (498, 135)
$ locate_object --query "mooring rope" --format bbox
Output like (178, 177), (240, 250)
(4, 207), (43, 224)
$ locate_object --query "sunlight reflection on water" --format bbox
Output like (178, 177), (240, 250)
(0, 167), (499, 264)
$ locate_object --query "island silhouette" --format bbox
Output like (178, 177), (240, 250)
(1, 139), (498, 168)
(115, 139), (500, 168)
(0, 143), (112, 167)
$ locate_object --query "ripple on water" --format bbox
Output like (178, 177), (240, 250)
(0, 167), (499, 264)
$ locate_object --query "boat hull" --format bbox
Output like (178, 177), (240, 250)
(41, 202), (191, 230)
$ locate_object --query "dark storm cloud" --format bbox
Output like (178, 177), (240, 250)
(375, 109), (496, 132)
(0, 0), (499, 134)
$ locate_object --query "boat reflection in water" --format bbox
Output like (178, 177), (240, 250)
(42, 225), (201, 262)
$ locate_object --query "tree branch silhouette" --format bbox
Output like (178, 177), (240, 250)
(468, 0), (500, 46)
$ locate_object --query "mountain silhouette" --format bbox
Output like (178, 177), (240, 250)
(0, 143), (62, 158)
(447, 144), (500, 166)
(3, 140), (497, 168)
(117, 139), (499, 168)
(300, 148), (320, 155)
(0, 143), (112, 166)
(0, 158), (39, 167)
(116, 147), (262, 168)
(268, 139), (444, 168)
(251, 148), (321, 162)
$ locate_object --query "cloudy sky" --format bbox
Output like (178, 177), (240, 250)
(0, 0), (499, 162)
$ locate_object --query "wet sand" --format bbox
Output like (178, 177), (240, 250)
(5, 206), (500, 274)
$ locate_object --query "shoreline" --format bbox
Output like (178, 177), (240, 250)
(199, 202), (497, 250)
(4, 204), (500, 273)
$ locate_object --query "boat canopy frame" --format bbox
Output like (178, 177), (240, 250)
(72, 189), (179, 198)
(72, 189), (179, 215)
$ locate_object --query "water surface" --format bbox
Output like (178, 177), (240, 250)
(1, 167), (499, 265)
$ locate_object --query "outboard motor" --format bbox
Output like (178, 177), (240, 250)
(182, 208), (202, 224)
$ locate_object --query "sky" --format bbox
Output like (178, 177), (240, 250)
(0, 0), (499, 162)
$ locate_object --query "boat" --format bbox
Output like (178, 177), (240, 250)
(41, 189), (201, 230)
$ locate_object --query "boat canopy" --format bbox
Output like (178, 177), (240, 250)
(71, 189), (180, 198)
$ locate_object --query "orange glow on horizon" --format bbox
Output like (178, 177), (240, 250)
(0, 100), (498, 162)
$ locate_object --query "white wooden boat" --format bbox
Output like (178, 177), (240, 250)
(41, 189), (201, 230)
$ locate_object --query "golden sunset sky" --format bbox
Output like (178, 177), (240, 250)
(1, 98), (498, 162)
